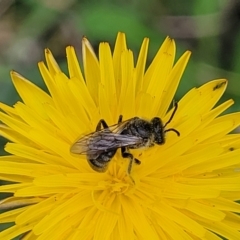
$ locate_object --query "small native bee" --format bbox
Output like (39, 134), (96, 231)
(70, 102), (180, 175)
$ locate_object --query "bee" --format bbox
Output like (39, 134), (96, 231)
(70, 102), (180, 175)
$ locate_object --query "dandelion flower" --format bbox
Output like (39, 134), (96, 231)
(0, 33), (240, 240)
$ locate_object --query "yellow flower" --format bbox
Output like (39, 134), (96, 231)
(0, 32), (240, 240)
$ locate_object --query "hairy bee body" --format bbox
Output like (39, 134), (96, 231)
(71, 103), (180, 174)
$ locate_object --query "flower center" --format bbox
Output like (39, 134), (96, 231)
(101, 172), (136, 196)
(106, 178), (130, 194)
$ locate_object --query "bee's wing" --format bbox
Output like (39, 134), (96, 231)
(70, 131), (141, 155)
(107, 117), (137, 133)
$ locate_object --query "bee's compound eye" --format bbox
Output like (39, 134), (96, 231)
(151, 117), (165, 144)
(154, 134), (165, 145)
(151, 117), (161, 130)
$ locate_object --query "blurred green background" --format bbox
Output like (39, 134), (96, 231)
(1, 0), (240, 108)
(1, 1), (240, 115)
(0, 0), (239, 236)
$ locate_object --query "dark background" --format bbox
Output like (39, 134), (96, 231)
(0, 0), (239, 236)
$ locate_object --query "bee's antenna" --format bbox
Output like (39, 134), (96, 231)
(163, 101), (178, 128)
(164, 128), (180, 136)
(163, 101), (180, 137)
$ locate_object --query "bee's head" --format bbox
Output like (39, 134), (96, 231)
(151, 102), (180, 145)
(151, 116), (180, 145)
(151, 117), (165, 145)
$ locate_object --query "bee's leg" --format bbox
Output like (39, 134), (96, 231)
(134, 159), (141, 165)
(95, 119), (109, 131)
(96, 115), (122, 131)
(118, 115), (123, 124)
(121, 147), (141, 175)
